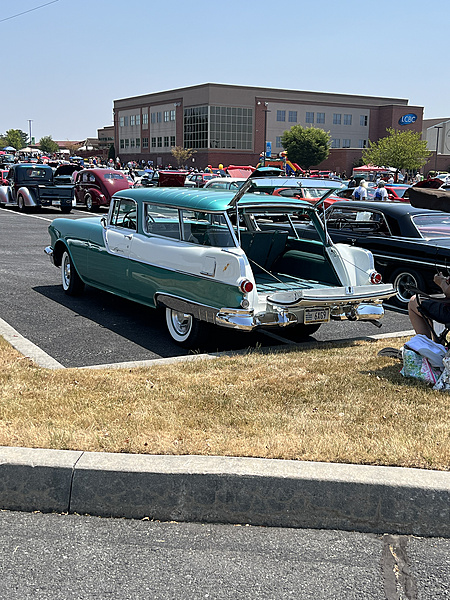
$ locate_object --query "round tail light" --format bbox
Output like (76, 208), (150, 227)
(370, 271), (383, 284)
(239, 279), (254, 293)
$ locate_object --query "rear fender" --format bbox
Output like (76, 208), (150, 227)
(0, 186), (9, 204)
(17, 186), (37, 207)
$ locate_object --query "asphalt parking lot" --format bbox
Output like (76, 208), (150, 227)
(0, 205), (413, 368)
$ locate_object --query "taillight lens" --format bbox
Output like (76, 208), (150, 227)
(239, 279), (253, 293)
(370, 271), (383, 284)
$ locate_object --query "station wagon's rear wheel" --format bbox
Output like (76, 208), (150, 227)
(61, 250), (84, 296)
(85, 193), (94, 212)
(165, 308), (205, 348)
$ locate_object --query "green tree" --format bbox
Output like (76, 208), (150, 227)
(362, 128), (431, 173)
(108, 144), (116, 161)
(39, 135), (59, 155)
(171, 146), (195, 167)
(2, 129), (28, 150)
(280, 126), (330, 170)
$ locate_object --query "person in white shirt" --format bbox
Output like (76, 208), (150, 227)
(373, 181), (389, 201)
(351, 180), (368, 200)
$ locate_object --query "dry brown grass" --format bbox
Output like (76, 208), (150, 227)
(0, 335), (449, 470)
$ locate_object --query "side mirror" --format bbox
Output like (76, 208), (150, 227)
(101, 216), (107, 228)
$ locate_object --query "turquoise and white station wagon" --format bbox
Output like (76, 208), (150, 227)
(45, 178), (396, 347)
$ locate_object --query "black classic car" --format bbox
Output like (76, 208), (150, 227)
(293, 200), (450, 308)
(0, 163), (74, 212)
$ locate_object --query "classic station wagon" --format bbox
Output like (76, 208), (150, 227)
(45, 180), (395, 347)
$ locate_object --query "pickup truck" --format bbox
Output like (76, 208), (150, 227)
(0, 163), (74, 213)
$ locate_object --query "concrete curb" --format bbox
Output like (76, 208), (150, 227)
(1, 447), (449, 538)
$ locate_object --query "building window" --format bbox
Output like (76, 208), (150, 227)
(331, 139), (340, 148)
(130, 139), (135, 148)
(164, 111), (169, 122)
(208, 106), (253, 150)
(157, 112), (162, 123)
(151, 112), (156, 124)
(170, 110), (176, 121)
(120, 139), (124, 149)
(344, 114), (352, 125)
(333, 114), (341, 125)
(164, 136), (169, 147)
(143, 137), (149, 148)
(124, 116), (129, 127)
(360, 115), (368, 126)
(289, 111), (297, 123)
(130, 115), (135, 126)
(136, 114), (141, 126)
(184, 106), (208, 149)
(276, 110), (286, 122)
(157, 137), (162, 147)
(359, 139), (367, 148)
(305, 112), (314, 124)
(276, 136), (283, 148)
(136, 138), (140, 148)
(125, 139), (129, 148)
(142, 113), (148, 126)
(119, 116), (124, 127)
(151, 137), (156, 148)
(316, 112), (325, 124)
(170, 135), (175, 146)
(343, 139), (351, 148)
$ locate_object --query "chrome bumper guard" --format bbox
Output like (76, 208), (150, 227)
(44, 246), (55, 265)
(216, 301), (385, 331)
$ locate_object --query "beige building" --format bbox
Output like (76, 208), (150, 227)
(113, 83), (424, 173)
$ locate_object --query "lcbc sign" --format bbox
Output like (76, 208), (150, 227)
(398, 113), (417, 126)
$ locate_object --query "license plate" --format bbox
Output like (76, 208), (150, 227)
(304, 307), (330, 324)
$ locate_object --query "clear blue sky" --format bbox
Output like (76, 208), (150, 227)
(1, 0), (448, 142)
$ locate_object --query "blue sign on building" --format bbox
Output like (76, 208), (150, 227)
(266, 141), (272, 157)
(398, 113), (418, 126)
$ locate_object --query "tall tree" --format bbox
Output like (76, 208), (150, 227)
(280, 126), (330, 170)
(362, 128), (430, 173)
(2, 129), (28, 150)
(171, 146), (195, 167)
(39, 135), (59, 155)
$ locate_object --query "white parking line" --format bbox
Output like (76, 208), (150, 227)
(0, 318), (64, 369)
(1, 210), (53, 223)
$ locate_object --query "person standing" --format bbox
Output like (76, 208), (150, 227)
(352, 180), (368, 200)
(374, 181), (389, 201)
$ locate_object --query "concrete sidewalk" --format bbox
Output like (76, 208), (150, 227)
(1, 446), (449, 538)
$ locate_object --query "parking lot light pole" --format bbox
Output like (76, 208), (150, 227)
(28, 120), (32, 147)
(258, 102), (269, 166)
(434, 125), (443, 171)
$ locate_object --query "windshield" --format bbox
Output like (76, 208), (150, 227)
(412, 214), (450, 238)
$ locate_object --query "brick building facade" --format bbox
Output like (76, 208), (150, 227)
(113, 83), (424, 174)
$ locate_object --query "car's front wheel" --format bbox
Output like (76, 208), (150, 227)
(390, 268), (425, 308)
(165, 308), (205, 348)
(61, 250), (85, 296)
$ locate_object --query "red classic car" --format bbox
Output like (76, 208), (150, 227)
(73, 168), (131, 211)
(0, 169), (9, 186)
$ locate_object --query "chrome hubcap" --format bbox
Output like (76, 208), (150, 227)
(171, 312), (191, 335)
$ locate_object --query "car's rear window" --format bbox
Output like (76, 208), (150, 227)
(23, 168), (51, 179)
(103, 173), (126, 181)
(412, 214), (450, 238)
